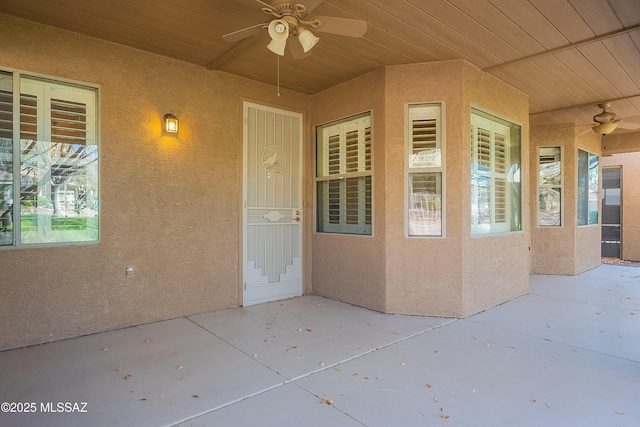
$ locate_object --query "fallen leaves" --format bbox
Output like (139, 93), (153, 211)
(319, 397), (334, 406)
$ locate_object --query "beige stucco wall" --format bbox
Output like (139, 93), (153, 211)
(310, 61), (530, 318)
(460, 63), (530, 316)
(530, 124), (576, 275)
(602, 151), (640, 261)
(309, 69), (387, 312)
(0, 15), (309, 351)
(574, 129), (602, 273)
(529, 124), (602, 275)
(383, 62), (465, 317)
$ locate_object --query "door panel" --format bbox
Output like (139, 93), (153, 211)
(243, 103), (303, 306)
(601, 167), (621, 258)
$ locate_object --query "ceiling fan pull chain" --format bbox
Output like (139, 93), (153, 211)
(277, 53), (281, 96)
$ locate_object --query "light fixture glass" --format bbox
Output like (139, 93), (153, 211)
(298, 29), (319, 53)
(267, 20), (289, 56)
(592, 122), (617, 136)
(163, 113), (178, 133)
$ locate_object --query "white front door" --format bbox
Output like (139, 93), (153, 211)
(243, 102), (303, 306)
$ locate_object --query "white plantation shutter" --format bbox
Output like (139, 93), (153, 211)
(494, 132), (507, 224)
(471, 114), (512, 234)
(317, 113), (372, 235)
(411, 117), (437, 158)
(51, 97), (88, 145)
(0, 88), (12, 139)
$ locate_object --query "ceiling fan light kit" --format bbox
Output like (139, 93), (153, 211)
(223, 0), (367, 59)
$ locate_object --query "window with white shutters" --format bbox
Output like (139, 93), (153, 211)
(407, 103), (444, 237)
(0, 70), (99, 247)
(470, 111), (521, 235)
(316, 112), (372, 235)
(577, 149), (599, 226)
(538, 146), (562, 226)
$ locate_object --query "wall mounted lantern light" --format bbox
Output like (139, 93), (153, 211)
(163, 112), (179, 133)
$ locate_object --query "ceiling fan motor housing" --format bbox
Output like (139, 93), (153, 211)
(593, 103), (618, 124)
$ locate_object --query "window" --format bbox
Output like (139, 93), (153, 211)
(316, 112), (372, 235)
(470, 110), (521, 235)
(0, 71), (99, 247)
(577, 149), (598, 226)
(538, 146), (562, 226)
(406, 103), (443, 237)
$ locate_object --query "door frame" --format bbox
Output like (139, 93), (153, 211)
(240, 101), (304, 306)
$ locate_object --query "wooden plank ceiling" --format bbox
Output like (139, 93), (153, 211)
(1, 0), (639, 132)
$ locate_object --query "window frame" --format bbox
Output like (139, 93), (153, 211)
(537, 146), (563, 227)
(470, 109), (522, 236)
(315, 111), (373, 236)
(577, 148), (599, 227)
(0, 68), (100, 249)
(405, 102), (445, 238)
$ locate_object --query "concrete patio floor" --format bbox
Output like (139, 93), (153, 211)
(1, 264), (639, 426)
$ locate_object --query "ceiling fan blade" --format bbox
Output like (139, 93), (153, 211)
(223, 23), (267, 42)
(312, 16), (367, 37)
(617, 121), (640, 129)
(288, 37), (311, 59)
(255, 0), (276, 10)
(301, 0), (325, 13)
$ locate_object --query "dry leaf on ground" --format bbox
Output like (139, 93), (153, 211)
(320, 397), (334, 406)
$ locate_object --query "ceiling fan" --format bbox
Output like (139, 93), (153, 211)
(587, 103), (640, 136)
(222, 0), (368, 58)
